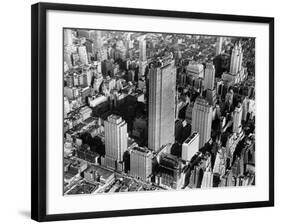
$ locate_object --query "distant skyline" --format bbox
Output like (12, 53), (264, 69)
(64, 27), (256, 39)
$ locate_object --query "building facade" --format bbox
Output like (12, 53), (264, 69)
(191, 97), (213, 148)
(104, 115), (128, 170)
(204, 63), (215, 90)
(148, 58), (176, 151)
(204, 63), (217, 106)
(130, 147), (153, 181)
(139, 37), (147, 78)
(78, 46), (89, 65)
(158, 153), (183, 189)
(182, 132), (199, 161)
(230, 42), (243, 75)
(233, 104), (242, 134)
(216, 36), (223, 55)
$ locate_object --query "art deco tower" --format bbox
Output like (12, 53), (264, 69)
(104, 115), (127, 169)
(148, 58), (176, 151)
(191, 97), (213, 148)
(229, 42), (243, 74)
(204, 63), (217, 106)
(204, 63), (215, 90)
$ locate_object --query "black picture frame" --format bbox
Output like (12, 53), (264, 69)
(31, 2), (274, 222)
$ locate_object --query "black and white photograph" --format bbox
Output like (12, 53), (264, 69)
(0, 0), (278, 223)
(29, 2), (274, 222)
(63, 29), (256, 195)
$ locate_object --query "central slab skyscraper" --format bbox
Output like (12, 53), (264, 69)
(148, 57), (176, 151)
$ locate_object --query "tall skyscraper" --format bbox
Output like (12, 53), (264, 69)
(192, 97), (213, 148)
(233, 104), (242, 133)
(241, 97), (249, 121)
(139, 61), (147, 79)
(148, 57), (176, 151)
(130, 147), (153, 181)
(139, 37), (146, 61)
(216, 37), (223, 55)
(204, 63), (215, 90)
(182, 132), (199, 161)
(104, 115), (127, 170)
(230, 42), (243, 75)
(78, 46), (88, 65)
(139, 36), (147, 78)
(204, 63), (217, 106)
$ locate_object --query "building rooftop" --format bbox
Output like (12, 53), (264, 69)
(132, 146), (151, 154)
(106, 114), (125, 124)
(186, 62), (204, 73)
(83, 116), (97, 125)
(85, 165), (114, 181)
(150, 53), (174, 69)
(184, 132), (199, 144)
(80, 106), (92, 113)
(160, 153), (181, 169)
(67, 181), (98, 195)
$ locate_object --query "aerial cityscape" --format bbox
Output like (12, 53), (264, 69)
(63, 28), (255, 195)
